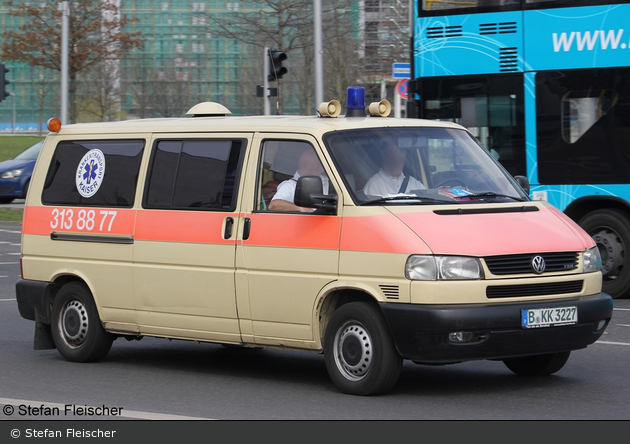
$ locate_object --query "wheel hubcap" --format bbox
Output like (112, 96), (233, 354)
(592, 228), (625, 280)
(334, 322), (372, 381)
(59, 299), (89, 348)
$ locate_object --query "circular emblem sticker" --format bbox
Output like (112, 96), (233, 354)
(76, 149), (106, 198)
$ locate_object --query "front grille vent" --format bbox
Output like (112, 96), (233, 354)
(426, 25), (463, 39)
(499, 47), (518, 72)
(486, 280), (584, 298)
(380, 285), (400, 300)
(484, 252), (579, 275)
(479, 22), (517, 35)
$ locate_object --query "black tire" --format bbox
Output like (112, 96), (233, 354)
(324, 302), (402, 396)
(50, 281), (114, 362)
(579, 209), (630, 299)
(21, 179), (30, 199)
(0, 197), (14, 204)
(503, 351), (571, 376)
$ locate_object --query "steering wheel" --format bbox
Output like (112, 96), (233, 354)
(434, 178), (467, 189)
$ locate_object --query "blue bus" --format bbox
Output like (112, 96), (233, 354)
(408, 0), (630, 299)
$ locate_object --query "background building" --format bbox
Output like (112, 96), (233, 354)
(0, 0), (409, 131)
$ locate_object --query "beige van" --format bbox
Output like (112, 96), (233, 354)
(16, 91), (613, 395)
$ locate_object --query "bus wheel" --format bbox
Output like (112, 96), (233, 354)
(324, 302), (402, 396)
(51, 282), (114, 362)
(503, 351), (571, 377)
(579, 209), (630, 299)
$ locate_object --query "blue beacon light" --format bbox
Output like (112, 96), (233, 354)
(345, 86), (366, 117)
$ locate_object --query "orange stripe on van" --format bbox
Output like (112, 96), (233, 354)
(135, 209), (235, 244)
(21, 206), (136, 236)
(243, 213), (341, 250)
(340, 214), (432, 254)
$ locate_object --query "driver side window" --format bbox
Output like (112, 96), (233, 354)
(256, 140), (329, 213)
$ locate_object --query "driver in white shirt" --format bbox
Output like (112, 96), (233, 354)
(363, 142), (425, 197)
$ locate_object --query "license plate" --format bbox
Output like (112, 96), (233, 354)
(521, 306), (577, 328)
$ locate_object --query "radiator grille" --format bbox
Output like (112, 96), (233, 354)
(484, 252), (579, 275)
(486, 280), (583, 298)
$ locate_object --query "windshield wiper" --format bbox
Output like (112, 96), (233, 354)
(463, 192), (525, 202)
(360, 195), (447, 206)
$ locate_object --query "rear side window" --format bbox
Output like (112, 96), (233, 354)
(144, 139), (244, 211)
(42, 140), (145, 207)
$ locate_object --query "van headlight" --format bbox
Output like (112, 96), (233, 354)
(406, 255), (483, 280)
(583, 246), (602, 273)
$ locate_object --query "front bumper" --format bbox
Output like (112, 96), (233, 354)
(379, 293), (613, 364)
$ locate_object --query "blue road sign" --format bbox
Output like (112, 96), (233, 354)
(393, 63), (410, 78)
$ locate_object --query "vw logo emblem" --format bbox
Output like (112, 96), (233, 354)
(531, 255), (546, 274)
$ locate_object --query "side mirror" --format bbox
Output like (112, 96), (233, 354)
(294, 176), (337, 211)
(514, 175), (530, 195)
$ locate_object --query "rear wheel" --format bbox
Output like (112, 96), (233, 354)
(324, 302), (402, 396)
(51, 281), (114, 362)
(503, 351), (571, 376)
(0, 197), (14, 204)
(579, 209), (630, 299)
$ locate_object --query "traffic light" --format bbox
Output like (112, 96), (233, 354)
(268, 49), (287, 82)
(0, 63), (9, 102)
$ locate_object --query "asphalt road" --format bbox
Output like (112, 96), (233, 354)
(1, 221), (629, 421)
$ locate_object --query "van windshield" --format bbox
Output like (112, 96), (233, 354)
(323, 127), (528, 205)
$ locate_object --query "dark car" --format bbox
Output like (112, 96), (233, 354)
(0, 140), (44, 204)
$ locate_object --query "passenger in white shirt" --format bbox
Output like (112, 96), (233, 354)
(269, 149), (330, 212)
(363, 143), (426, 197)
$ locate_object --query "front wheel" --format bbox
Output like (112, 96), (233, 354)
(503, 351), (571, 376)
(579, 209), (630, 299)
(324, 302), (402, 396)
(51, 281), (114, 362)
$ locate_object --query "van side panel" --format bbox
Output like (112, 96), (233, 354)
(132, 209), (241, 342)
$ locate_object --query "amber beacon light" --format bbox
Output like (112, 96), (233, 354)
(47, 117), (62, 132)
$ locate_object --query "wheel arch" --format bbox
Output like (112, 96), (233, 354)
(314, 285), (382, 350)
(564, 196), (630, 223)
(48, 273), (101, 320)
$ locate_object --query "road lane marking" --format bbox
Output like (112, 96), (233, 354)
(615, 324), (630, 327)
(596, 341), (630, 346)
(0, 262), (19, 264)
(0, 299), (16, 301)
(0, 397), (215, 420)
(613, 308), (630, 311)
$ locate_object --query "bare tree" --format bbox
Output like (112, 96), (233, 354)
(1, 0), (145, 123)
(205, 0), (361, 114)
(77, 59), (122, 122)
(124, 61), (153, 119)
(30, 66), (58, 135)
(149, 64), (193, 118)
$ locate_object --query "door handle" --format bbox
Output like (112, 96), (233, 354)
(224, 217), (234, 239)
(243, 217), (251, 240)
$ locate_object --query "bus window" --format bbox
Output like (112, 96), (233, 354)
(561, 90), (618, 144)
(536, 68), (630, 185)
(419, 75), (526, 177)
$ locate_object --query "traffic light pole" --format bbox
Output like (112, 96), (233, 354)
(61, 1), (70, 125)
(263, 46), (270, 116)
